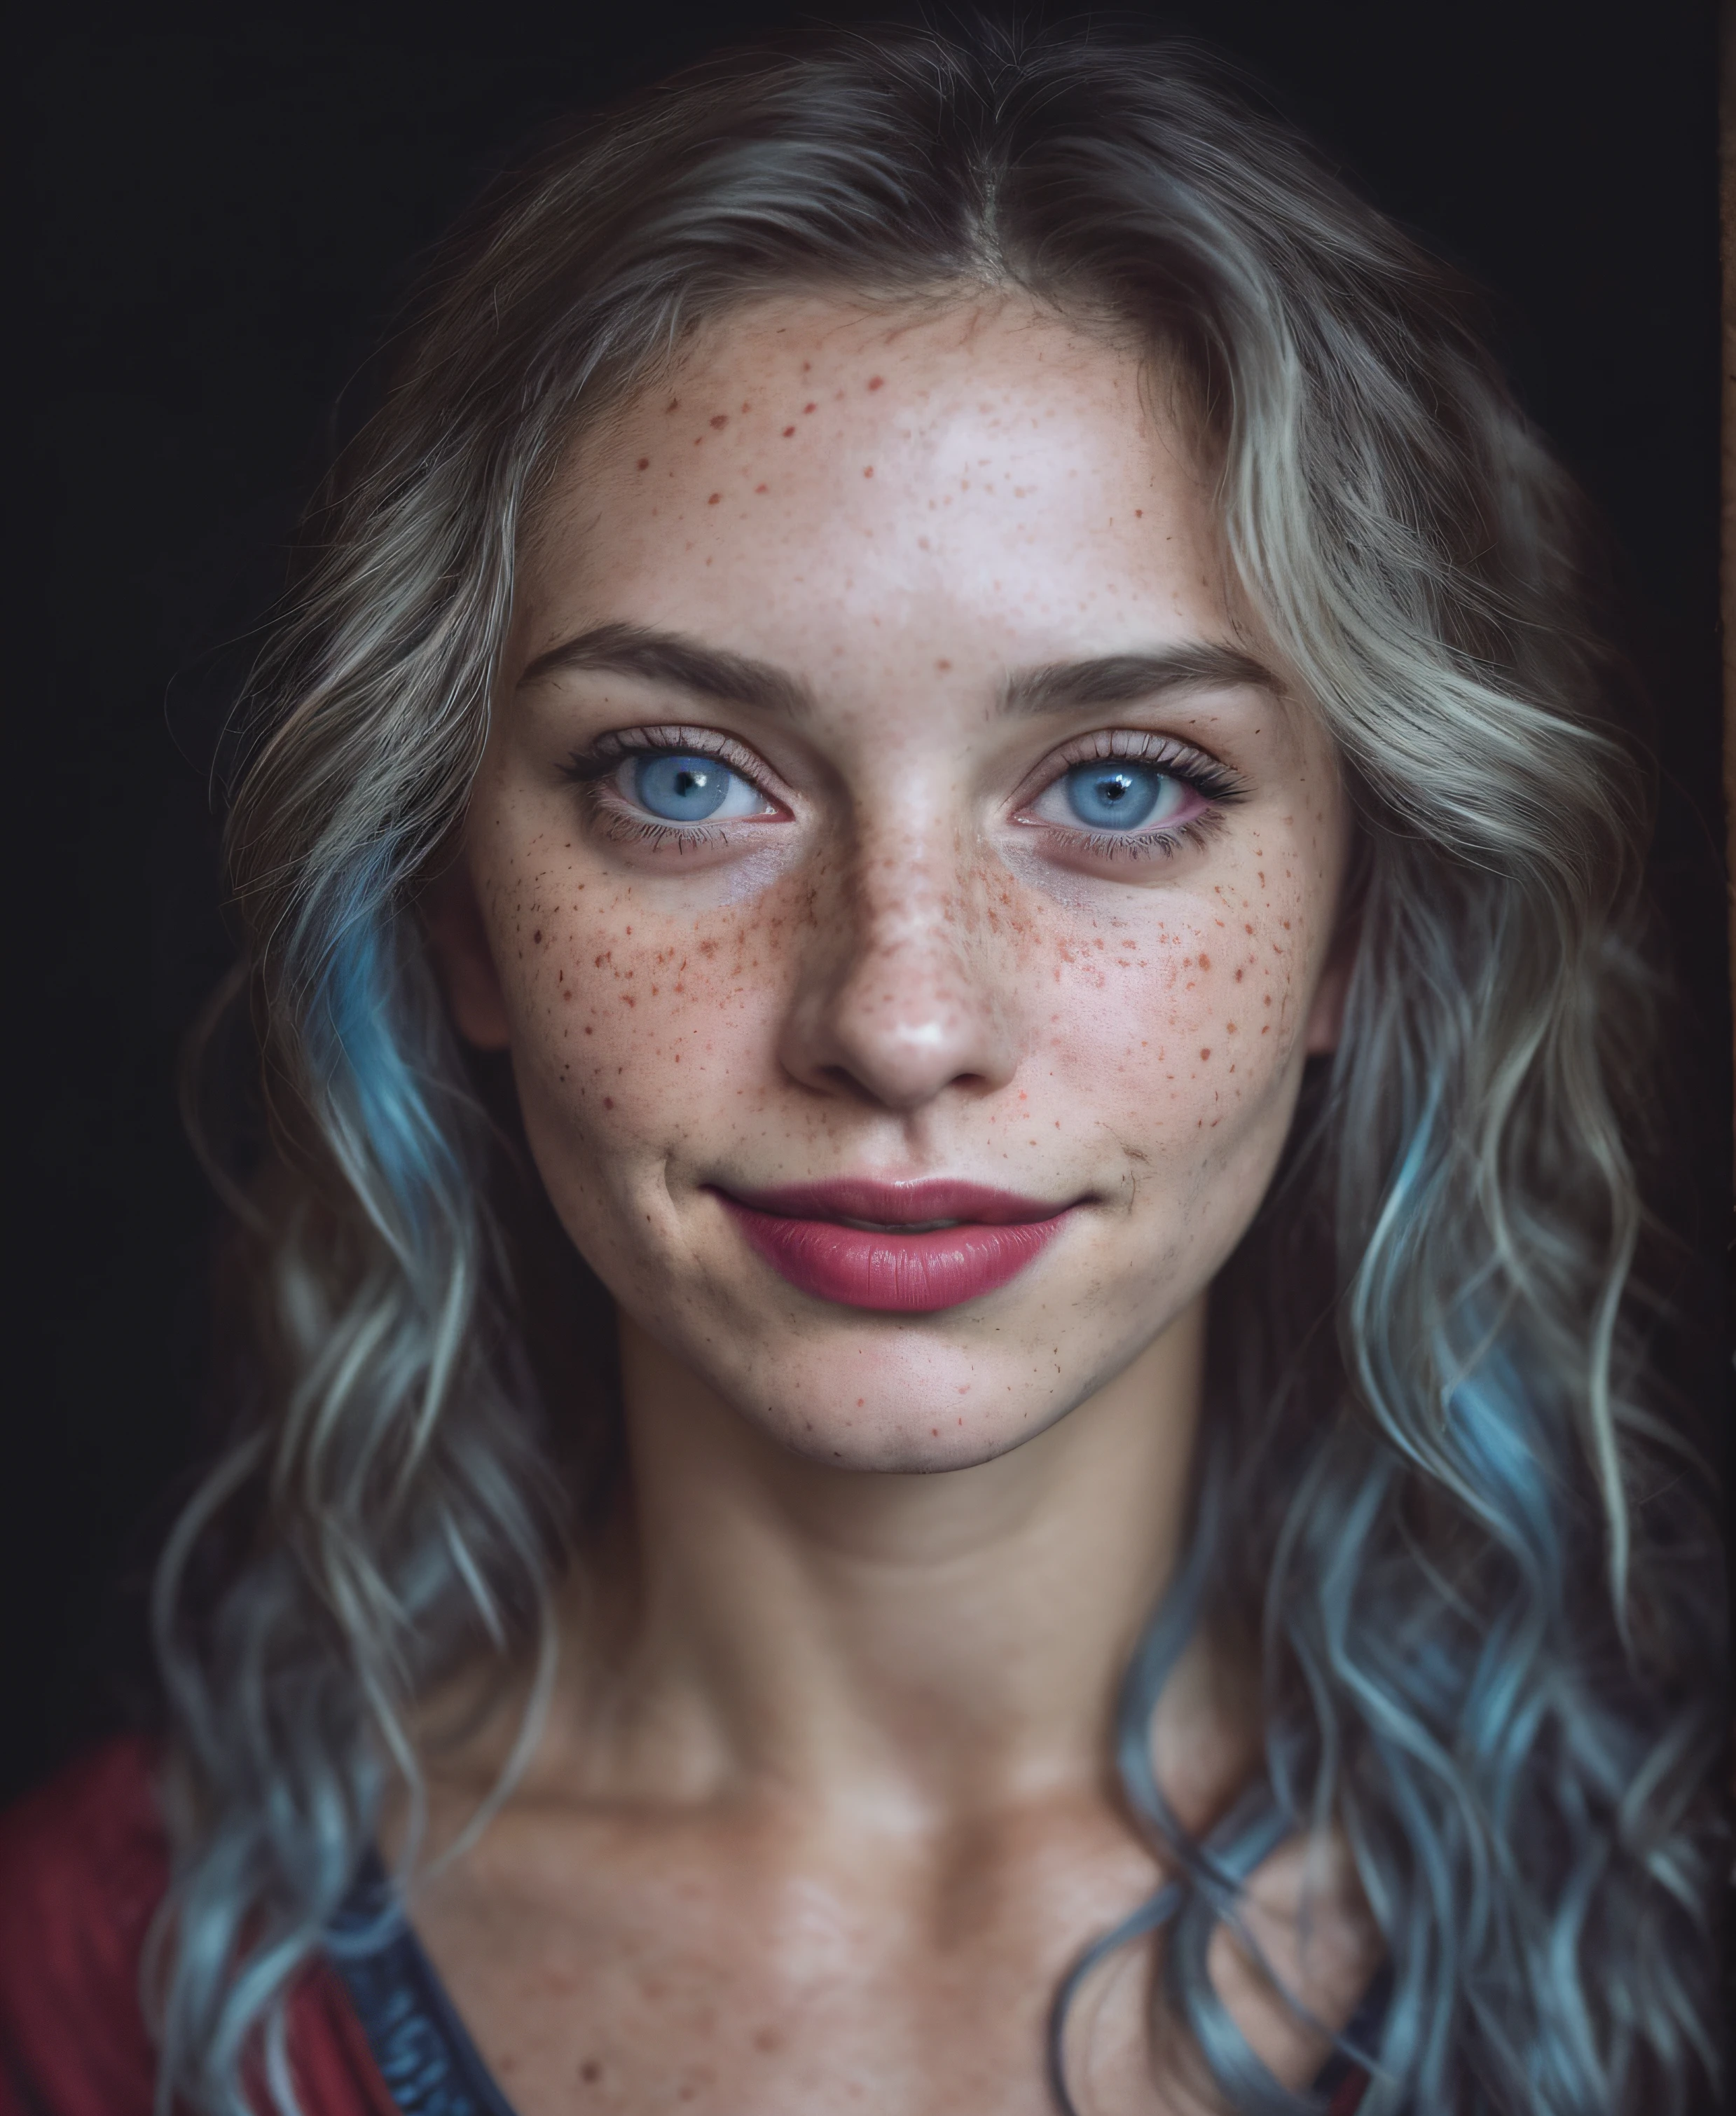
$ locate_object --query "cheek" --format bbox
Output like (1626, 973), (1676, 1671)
(488, 863), (799, 1158)
(1028, 874), (1309, 1148)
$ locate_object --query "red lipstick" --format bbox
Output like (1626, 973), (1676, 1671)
(715, 1179), (1073, 1313)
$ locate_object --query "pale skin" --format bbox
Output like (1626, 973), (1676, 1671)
(417, 293), (1377, 2114)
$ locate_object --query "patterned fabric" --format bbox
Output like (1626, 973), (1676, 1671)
(325, 1860), (514, 2116)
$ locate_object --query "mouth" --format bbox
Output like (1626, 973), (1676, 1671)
(711, 1179), (1080, 1313)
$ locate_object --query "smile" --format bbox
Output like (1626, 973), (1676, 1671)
(712, 1180), (1076, 1313)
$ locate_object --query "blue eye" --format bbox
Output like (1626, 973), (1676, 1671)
(1057, 761), (1180, 832)
(631, 753), (735, 822)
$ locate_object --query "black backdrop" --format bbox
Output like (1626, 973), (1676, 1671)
(11, 0), (1725, 1808)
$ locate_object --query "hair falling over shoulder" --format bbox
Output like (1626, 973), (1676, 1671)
(152, 20), (1725, 2115)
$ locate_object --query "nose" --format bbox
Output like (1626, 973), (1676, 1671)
(777, 823), (1019, 1111)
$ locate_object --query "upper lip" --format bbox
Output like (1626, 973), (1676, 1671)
(715, 1179), (1075, 1226)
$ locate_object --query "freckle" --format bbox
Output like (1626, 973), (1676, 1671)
(635, 458), (649, 471)
(1235, 968), (1244, 981)
(665, 398), (679, 412)
(708, 493), (721, 504)
(862, 465), (874, 477)
(1198, 951), (1211, 969)
(602, 1097), (614, 1109)
(755, 483), (768, 493)
(782, 425), (796, 437)
(1135, 508), (1143, 517)
(804, 401), (816, 413)
(935, 658), (951, 671)
(532, 930), (542, 943)
(710, 413), (728, 429)
(867, 375), (884, 390)
(1200, 1048), (1211, 1059)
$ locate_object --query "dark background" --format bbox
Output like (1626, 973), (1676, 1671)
(10, 0), (1725, 1808)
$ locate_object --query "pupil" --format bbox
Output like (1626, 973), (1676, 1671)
(636, 753), (729, 821)
(1066, 762), (1164, 831)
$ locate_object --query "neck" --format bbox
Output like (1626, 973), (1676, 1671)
(543, 1295), (1252, 1832)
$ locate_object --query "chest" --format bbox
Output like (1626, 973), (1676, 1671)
(400, 1813), (1182, 2116)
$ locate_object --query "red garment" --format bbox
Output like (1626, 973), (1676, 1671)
(0, 1738), (394, 2116)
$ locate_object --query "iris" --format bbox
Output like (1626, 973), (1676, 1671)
(1061, 762), (1172, 830)
(633, 753), (732, 822)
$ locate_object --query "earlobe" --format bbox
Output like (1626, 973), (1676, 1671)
(422, 860), (514, 1052)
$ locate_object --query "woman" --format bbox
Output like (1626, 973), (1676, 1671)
(0, 21), (1720, 2116)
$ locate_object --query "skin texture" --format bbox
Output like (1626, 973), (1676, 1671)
(418, 294), (1372, 2114)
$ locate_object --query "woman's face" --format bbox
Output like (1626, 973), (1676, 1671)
(444, 295), (1351, 1471)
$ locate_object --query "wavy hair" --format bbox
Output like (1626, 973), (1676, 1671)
(152, 21), (1723, 2115)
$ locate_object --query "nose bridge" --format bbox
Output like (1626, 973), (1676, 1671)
(856, 809), (960, 963)
(786, 797), (1016, 1108)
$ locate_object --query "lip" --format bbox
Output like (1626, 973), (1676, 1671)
(714, 1179), (1076, 1313)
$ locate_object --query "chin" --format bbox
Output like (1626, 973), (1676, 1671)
(766, 1411), (1045, 1476)
(705, 1329), (1082, 1475)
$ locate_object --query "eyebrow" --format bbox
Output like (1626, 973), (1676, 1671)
(517, 623), (815, 720)
(517, 624), (1276, 722)
(999, 643), (1278, 715)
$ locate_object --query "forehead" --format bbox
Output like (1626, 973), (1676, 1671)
(517, 294), (1268, 715)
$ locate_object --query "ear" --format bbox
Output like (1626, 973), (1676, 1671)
(422, 858), (513, 1052)
(1302, 918), (1358, 1057)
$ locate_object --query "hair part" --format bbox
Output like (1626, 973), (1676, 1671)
(156, 20), (1723, 2115)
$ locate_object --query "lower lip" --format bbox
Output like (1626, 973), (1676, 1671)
(717, 1198), (1068, 1312)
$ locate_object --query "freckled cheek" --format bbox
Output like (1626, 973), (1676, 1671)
(501, 909), (787, 1148)
(1038, 919), (1301, 1118)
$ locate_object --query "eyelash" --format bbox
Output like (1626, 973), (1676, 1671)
(560, 725), (1248, 861)
(560, 726), (777, 851)
(1021, 729), (1248, 861)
